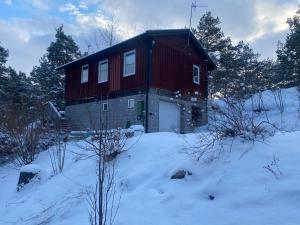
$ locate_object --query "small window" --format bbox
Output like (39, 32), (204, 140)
(193, 65), (200, 84)
(123, 50), (136, 76)
(128, 99), (135, 109)
(81, 64), (89, 83)
(98, 59), (108, 83)
(103, 103), (108, 111)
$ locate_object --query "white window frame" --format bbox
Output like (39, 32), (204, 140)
(102, 103), (108, 111)
(81, 64), (89, 83)
(193, 65), (200, 85)
(98, 59), (109, 83)
(123, 49), (136, 77)
(128, 99), (135, 109)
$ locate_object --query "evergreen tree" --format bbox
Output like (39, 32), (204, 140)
(0, 42), (8, 76)
(192, 11), (231, 63)
(0, 43), (9, 115)
(276, 7), (300, 87)
(193, 12), (274, 98)
(47, 25), (82, 68)
(192, 12), (237, 96)
(31, 25), (82, 109)
(0, 66), (36, 124)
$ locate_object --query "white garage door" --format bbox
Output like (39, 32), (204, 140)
(159, 101), (180, 132)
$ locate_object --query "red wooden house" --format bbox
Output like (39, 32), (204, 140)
(57, 29), (215, 133)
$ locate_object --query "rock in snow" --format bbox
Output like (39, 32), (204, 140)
(17, 164), (41, 191)
(171, 170), (192, 179)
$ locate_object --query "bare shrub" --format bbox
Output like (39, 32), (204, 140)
(188, 97), (276, 162)
(2, 114), (42, 167)
(263, 154), (283, 179)
(48, 130), (67, 175)
(185, 131), (233, 162)
(209, 98), (275, 141)
(251, 91), (268, 113)
(272, 88), (286, 119)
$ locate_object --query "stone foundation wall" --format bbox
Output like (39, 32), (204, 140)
(65, 94), (146, 131)
(65, 88), (207, 133)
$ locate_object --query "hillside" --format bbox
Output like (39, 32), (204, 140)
(0, 88), (300, 225)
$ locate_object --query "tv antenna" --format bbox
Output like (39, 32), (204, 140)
(187, 1), (207, 46)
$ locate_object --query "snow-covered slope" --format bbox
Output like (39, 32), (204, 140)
(1, 88), (300, 225)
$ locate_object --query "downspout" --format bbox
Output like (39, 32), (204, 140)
(145, 38), (154, 133)
(204, 61), (209, 99)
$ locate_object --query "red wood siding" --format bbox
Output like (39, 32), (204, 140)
(152, 36), (207, 97)
(65, 46), (147, 101)
(109, 54), (121, 91)
(65, 33), (210, 102)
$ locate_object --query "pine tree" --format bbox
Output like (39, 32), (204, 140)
(47, 25), (82, 68)
(0, 43), (9, 115)
(193, 12), (274, 98)
(193, 12), (233, 96)
(276, 7), (300, 87)
(31, 25), (82, 109)
(0, 42), (8, 76)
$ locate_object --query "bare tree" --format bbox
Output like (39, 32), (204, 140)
(86, 15), (120, 53)
(75, 99), (127, 225)
(85, 127), (125, 225)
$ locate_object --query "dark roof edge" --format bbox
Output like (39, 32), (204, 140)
(56, 29), (216, 70)
(189, 30), (217, 69)
(56, 32), (147, 70)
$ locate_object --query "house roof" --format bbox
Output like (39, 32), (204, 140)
(56, 29), (216, 70)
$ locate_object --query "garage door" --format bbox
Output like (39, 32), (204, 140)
(159, 101), (180, 132)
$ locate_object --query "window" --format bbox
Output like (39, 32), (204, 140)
(81, 64), (89, 83)
(193, 65), (200, 84)
(103, 103), (108, 111)
(123, 49), (136, 76)
(98, 59), (108, 83)
(128, 99), (135, 109)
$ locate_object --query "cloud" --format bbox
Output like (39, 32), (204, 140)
(23, 0), (51, 10)
(245, 0), (298, 42)
(1, 0), (299, 74)
(59, 3), (81, 16)
(3, 0), (12, 5)
(0, 17), (64, 73)
(79, 1), (89, 10)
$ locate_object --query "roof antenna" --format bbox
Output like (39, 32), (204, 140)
(87, 44), (92, 55)
(187, 1), (207, 46)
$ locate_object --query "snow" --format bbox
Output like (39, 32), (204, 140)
(49, 101), (62, 119)
(129, 125), (145, 132)
(0, 87), (300, 225)
(20, 164), (41, 173)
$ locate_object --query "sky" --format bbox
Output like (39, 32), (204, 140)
(0, 0), (299, 74)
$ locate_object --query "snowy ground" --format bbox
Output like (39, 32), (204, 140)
(0, 88), (300, 225)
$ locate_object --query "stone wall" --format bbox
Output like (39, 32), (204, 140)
(65, 89), (207, 133)
(65, 94), (146, 131)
